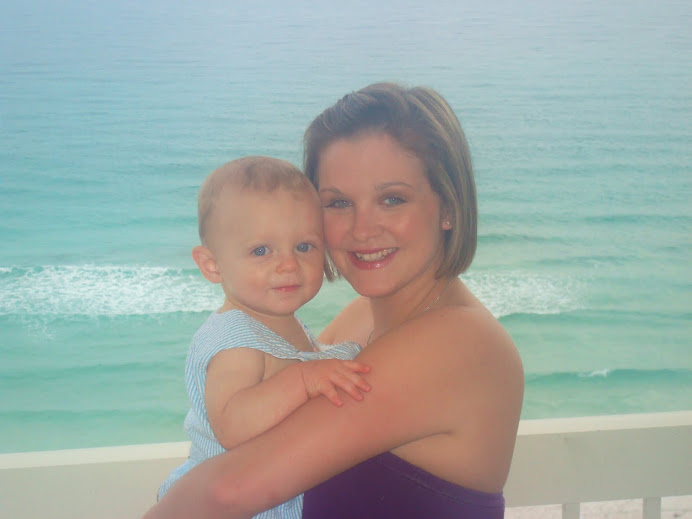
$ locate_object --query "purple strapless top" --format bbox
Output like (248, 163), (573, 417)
(302, 451), (504, 518)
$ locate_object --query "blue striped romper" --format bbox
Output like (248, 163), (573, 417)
(158, 309), (361, 519)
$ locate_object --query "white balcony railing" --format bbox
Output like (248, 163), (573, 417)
(1, 411), (690, 518)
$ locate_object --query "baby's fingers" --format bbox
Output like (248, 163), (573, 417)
(340, 365), (371, 392)
(321, 384), (344, 407)
(332, 371), (369, 400)
(341, 360), (371, 374)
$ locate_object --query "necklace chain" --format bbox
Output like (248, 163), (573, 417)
(366, 280), (451, 346)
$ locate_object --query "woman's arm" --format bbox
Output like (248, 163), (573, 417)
(144, 306), (522, 519)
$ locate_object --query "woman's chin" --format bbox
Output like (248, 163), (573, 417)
(346, 277), (399, 299)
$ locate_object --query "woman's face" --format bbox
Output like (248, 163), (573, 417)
(316, 132), (450, 299)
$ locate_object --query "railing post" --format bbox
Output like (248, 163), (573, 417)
(643, 497), (661, 519)
(562, 502), (580, 519)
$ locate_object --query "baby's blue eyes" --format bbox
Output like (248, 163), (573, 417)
(252, 243), (314, 256)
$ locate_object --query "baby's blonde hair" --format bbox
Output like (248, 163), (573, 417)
(197, 156), (315, 246)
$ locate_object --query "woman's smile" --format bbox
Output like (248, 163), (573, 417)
(352, 247), (397, 262)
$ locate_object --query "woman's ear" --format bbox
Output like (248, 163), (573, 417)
(192, 246), (222, 284)
(441, 208), (453, 230)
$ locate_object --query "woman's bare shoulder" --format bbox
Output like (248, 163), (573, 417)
(425, 305), (523, 387)
(386, 303), (512, 350)
(364, 303), (523, 412)
(448, 305), (519, 357)
(318, 296), (373, 345)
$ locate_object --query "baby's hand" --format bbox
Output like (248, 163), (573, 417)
(300, 359), (371, 407)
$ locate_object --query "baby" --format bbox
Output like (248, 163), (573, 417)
(158, 157), (369, 518)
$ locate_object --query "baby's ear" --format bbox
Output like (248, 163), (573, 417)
(192, 246), (222, 284)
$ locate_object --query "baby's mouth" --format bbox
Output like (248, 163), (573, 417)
(353, 248), (396, 262)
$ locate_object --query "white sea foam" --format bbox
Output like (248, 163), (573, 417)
(580, 368), (612, 378)
(463, 271), (586, 318)
(1, 265), (586, 319)
(0, 265), (221, 317)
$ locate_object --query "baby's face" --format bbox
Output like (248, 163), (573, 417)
(208, 186), (325, 319)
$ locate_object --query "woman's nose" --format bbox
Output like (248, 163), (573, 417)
(351, 206), (380, 241)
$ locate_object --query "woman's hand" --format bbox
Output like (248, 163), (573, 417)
(300, 359), (371, 406)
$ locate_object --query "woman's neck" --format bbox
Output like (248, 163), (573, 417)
(367, 277), (454, 345)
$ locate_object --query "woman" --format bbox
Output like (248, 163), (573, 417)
(144, 83), (524, 518)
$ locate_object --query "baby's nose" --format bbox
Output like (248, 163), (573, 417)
(276, 252), (299, 273)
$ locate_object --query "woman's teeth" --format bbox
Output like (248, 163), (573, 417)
(354, 248), (396, 262)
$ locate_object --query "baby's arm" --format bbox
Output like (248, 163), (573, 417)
(205, 348), (370, 450)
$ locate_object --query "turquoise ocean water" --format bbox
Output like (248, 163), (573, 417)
(1, 0), (690, 453)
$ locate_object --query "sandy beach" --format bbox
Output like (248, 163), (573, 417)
(506, 496), (692, 518)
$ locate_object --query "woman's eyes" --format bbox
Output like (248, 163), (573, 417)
(383, 195), (406, 206)
(324, 198), (350, 209)
(252, 246), (270, 256)
(324, 196), (406, 208)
